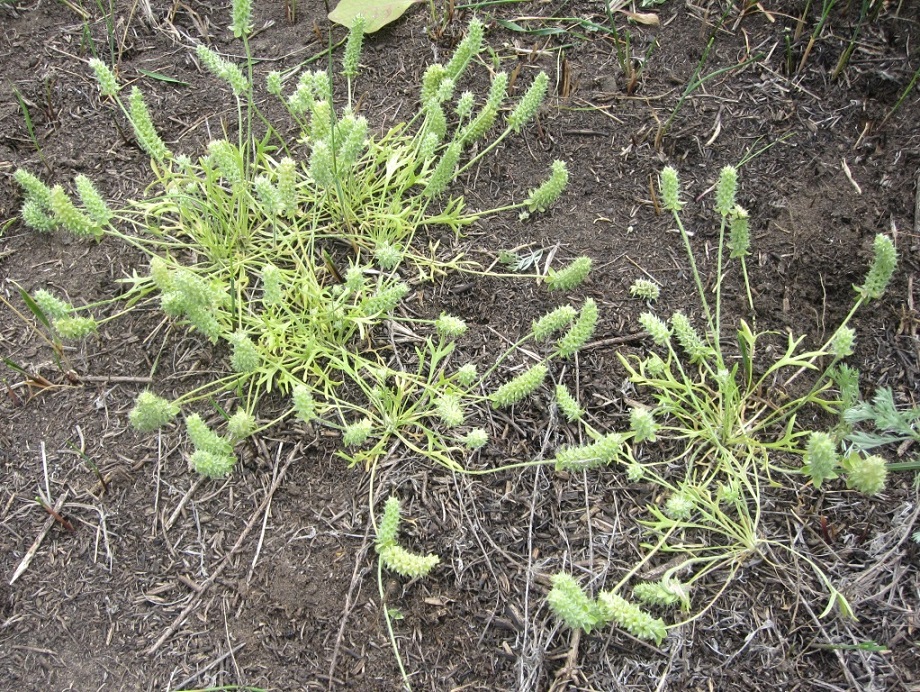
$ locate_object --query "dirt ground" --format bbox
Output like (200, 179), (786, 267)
(1, 0), (919, 690)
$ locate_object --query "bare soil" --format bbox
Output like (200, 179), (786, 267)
(1, 0), (919, 690)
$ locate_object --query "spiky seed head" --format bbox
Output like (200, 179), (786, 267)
(802, 431), (839, 488)
(489, 362), (547, 409)
(435, 313), (468, 339)
(129, 391), (179, 432)
(547, 573), (600, 633)
(342, 418), (373, 447)
(639, 312), (671, 347)
(507, 71), (549, 132)
(715, 165), (738, 216)
(88, 58), (119, 97)
(463, 428), (489, 449)
(729, 206), (750, 258)
(545, 256), (592, 292)
(842, 453), (887, 496)
(227, 409), (256, 441)
(857, 234), (898, 301)
(191, 449), (236, 478)
(659, 166), (682, 212)
(629, 279), (660, 301)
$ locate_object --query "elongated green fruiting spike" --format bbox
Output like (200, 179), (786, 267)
(191, 449), (236, 478)
(54, 315), (97, 339)
(418, 131), (439, 162)
(670, 311), (712, 363)
(463, 428), (489, 449)
(342, 418), (373, 447)
(857, 234), (898, 300)
(532, 305), (577, 342)
(75, 175), (112, 227)
(546, 256), (592, 291)
(227, 409), (256, 441)
(445, 17), (484, 79)
(461, 72), (507, 144)
(275, 157), (297, 215)
(436, 394), (465, 427)
(88, 58), (119, 97)
(258, 265), (282, 307)
(129, 391), (179, 432)
(630, 279), (660, 301)
(423, 101), (448, 144)
(379, 545), (440, 578)
(486, 71), (509, 109)
(309, 140), (334, 187)
(253, 175), (282, 216)
(507, 71), (549, 132)
(633, 578), (688, 609)
(291, 385), (316, 423)
(195, 44), (247, 94)
(266, 70), (283, 96)
(288, 82), (313, 114)
(425, 140), (461, 198)
(630, 407), (658, 443)
(342, 15), (366, 78)
(33, 289), (71, 320)
(229, 330), (261, 373)
(186, 413), (233, 457)
(21, 199), (56, 232)
(48, 185), (99, 238)
(556, 297), (598, 358)
(555, 384), (583, 422)
(14, 168), (53, 206)
(830, 326), (856, 358)
(362, 281), (410, 316)
(149, 256), (174, 292)
(309, 99), (333, 143)
(547, 573), (600, 633)
(526, 160), (568, 213)
(337, 115), (369, 169)
(435, 313), (467, 339)
(311, 70), (333, 101)
(728, 206), (750, 258)
(490, 362), (547, 408)
(802, 431), (839, 488)
(231, 0), (252, 38)
(596, 591), (667, 645)
(553, 433), (624, 471)
(842, 453), (887, 496)
(420, 63), (447, 105)
(455, 91), (475, 120)
(715, 165), (738, 216)
(659, 166), (682, 212)
(639, 312), (670, 346)
(376, 496), (401, 549)
(129, 87), (169, 161)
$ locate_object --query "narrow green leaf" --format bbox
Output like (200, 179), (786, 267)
(18, 287), (52, 330)
(328, 0), (419, 33)
(137, 69), (190, 86)
(4, 358), (29, 376)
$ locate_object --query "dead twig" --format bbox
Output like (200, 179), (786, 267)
(9, 490), (70, 585)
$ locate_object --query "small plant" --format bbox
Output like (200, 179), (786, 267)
(548, 164), (898, 640)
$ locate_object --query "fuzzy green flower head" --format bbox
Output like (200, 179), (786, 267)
(373, 241), (402, 270)
(665, 492), (694, 520)
(596, 591), (667, 645)
(633, 578), (688, 609)
(670, 311), (713, 364)
(424, 140), (461, 198)
(554, 433), (624, 471)
(630, 407), (658, 443)
(455, 91), (475, 120)
(455, 363), (478, 387)
(435, 313), (468, 339)
(418, 131), (440, 162)
(88, 58), (119, 97)
(275, 157), (297, 213)
(490, 362), (547, 409)
(337, 115), (368, 169)
(75, 175), (112, 227)
(191, 449), (236, 478)
(376, 496), (401, 550)
(129, 87), (169, 161)
(659, 166), (682, 212)
(547, 573), (601, 633)
(463, 428), (489, 449)
(149, 255), (174, 292)
(227, 409), (256, 442)
(309, 140), (334, 187)
(715, 165), (738, 217)
(362, 281), (410, 316)
(342, 14), (366, 78)
(379, 545), (440, 579)
(21, 199), (56, 232)
(14, 168), (53, 206)
(48, 185), (99, 238)
(842, 453), (887, 496)
(830, 326), (856, 359)
(344, 265), (366, 293)
(555, 384), (583, 422)
(525, 160), (568, 214)
(436, 394), (465, 428)
(857, 234), (898, 301)
(716, 479), (741, 504)
(556, 297), (598, 358)
(420, 63), (447, 105)
(507, 71), (549, 132)
(546, 256), (592, 292)
(445, 17), (484, 80)
(729, 206), (750, 258)
(266, 70), (283, 96)
(802, 431), (839, 488)
(231, 0), (252, 38)
(291, 385), (316, 423)
(54, 315), (97, 340)
(229, 330), (261, 373)
(640, 312), (670, 346)
(129, 391), (179, 432)
(33, 289), (72, 320)
(343, 418), (373, 447)
(643, 352), (668, 377)
(186, 413), (233, 457)
(261, 264), (284, 306)
(253, 175), (282, 216)
(423, 100), (447, 144)
(434, 77), (456, 104)
(630, 279), (660, 301)
(626, 462), (645, 482)
(532, 305), (577, 342)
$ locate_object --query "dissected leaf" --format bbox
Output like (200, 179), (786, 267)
(328, 0), (419, 33)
